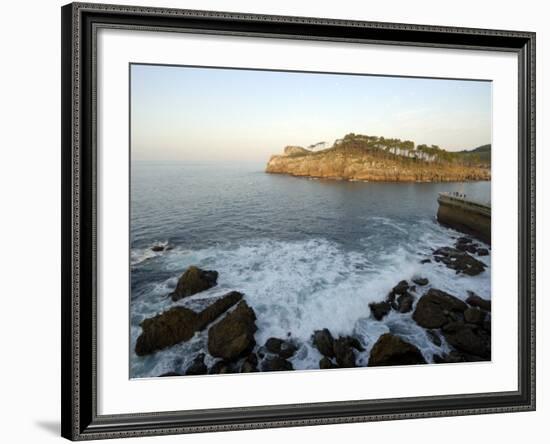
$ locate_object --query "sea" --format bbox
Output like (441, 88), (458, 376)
(130, 161), (491, 378)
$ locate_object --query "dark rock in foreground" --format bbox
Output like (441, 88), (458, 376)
(412, 288), (467, 329)
(312, 329), (335, 358)
(265, 337), (297, 359)
(241, 354), (259, 373)
(185, 353), (207, 375)
(170, 266), (219, 301)
(369, 301), (391, 320)
(393, 292), (414, 313)
(261, 356), (294, 372)
(441, 321), (491, 359)
(368, 334), (426, 366)
(135, 291), (243, 356)
(209, 360), (237, 374)
(207, 300), (257, 360)
(464, 307), (486, 325)
(319, 357), (338, 369)
(333, 337), (357, 368)
(433, 247), (486, 276)
(466, 291), (491, 311)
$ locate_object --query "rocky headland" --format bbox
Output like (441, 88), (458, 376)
(265, 134), (491, 182)
(136, 235), (491, 377)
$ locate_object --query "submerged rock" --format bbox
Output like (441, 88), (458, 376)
(312, 329), (335, 358)
(368, 334), (426, 366)
(433, 247), (486, 276)
(135, 291), (242, 356)
(151, 245), (165, 252)
(207, 301), (257, 361)
(170, 266), (218, 301)
(412, 277), (429, 286)
(412, 289), (467, 329)
(261, 356), (294, 372)
(466, 291), (491, 311)
(369, 301), (391, 320)
(265, 338), (298, 359)
(185, 353), (207, 375)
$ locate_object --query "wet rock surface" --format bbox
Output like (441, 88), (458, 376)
(261, 356), (294, 372)
(369, 301), (391, 320)
(312, 329), (335, 358)
(466, 291), (491, 311)
(412, 289), (467, 329)
(135, 291), (243, 356)
(433, 247), (486, 276)
(368, 334), (426, 366)
(207, 301), (257, 361)
(170, 266), (219, 301)
(185, 353), (208, 375)
(265, 338), (298, 359)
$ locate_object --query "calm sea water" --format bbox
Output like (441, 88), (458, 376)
(130, 161), (491, 378)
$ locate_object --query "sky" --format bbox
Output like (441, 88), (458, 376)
(130, 64), (492, 162)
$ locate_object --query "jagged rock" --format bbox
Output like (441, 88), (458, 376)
(170, 266), (218, 301)
(209, 360), (236, 374)
(207, 301), (257, 360)
(395, 292), (414, 313)
(241, 354), (259, 373)
(369, 301), (391, 320)
(433, 247), (486, 276)
(466, 291), (491, 311)
(261, 356), (293, 372)
(426, 329), (442, 347)
(412, 277), (429, 286)
(265, 338), (297, 359)
(185, 353), (207, 375)
(412, 289), (467, 329)
(441, 321), (490, 359)
(312, 329), (335, 358)
(333, 338), (356, 368)
(392, 280), (409, 295)
(464, 307), (486, 325)
(368, 334), (426, 366)
(135, 291), (243, 356)
(319, 357), (338, 369)
(477, 248), (489, 256)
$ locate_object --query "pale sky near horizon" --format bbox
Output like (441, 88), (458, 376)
(130, 64), (491, 162)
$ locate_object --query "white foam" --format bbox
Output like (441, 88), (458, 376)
(130, 228), (491, 377)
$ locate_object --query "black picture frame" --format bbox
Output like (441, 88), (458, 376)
(61, 2), (536, 440)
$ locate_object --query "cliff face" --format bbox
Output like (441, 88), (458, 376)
(265, 137), (491, 182)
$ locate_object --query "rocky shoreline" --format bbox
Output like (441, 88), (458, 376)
(265, 138), (491, 182)
(135, 236), (491, 376)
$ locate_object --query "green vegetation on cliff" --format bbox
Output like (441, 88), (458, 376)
(266, 133), (491, 182)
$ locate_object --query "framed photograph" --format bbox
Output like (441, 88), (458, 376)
(61, 2), (536, 440)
